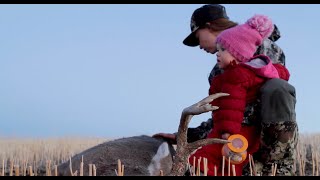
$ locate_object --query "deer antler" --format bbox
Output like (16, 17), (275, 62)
(169, 93), (230, 176)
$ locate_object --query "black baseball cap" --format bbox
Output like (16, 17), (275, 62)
(183, 4), (229, 47)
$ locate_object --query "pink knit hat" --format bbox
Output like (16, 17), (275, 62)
(216, 14), (274, 62)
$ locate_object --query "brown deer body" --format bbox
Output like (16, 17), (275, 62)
(56, 93), (229, 176)
(56, 135), (175, 176)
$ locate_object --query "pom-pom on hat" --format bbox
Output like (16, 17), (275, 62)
(216, 14), (274, 62)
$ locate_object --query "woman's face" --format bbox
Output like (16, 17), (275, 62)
(195, 28), (220, 54)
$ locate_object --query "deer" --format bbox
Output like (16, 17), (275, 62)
(55, 93), (230, 176)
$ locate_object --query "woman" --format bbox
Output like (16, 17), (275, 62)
(154, 4), (298, 176)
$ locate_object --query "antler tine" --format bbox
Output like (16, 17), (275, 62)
(169, 93), (229, 176)
(187, 138), (230, 154)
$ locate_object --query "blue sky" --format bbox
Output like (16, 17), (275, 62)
(0, 4), (318, 138)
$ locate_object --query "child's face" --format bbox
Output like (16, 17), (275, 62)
(195, 28), (219, 54)
(216, 43), (235, 69)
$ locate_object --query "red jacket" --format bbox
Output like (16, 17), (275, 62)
(189, 55), (290, 176)
(209, 55), (289, 135)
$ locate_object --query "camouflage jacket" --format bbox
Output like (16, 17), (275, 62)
(185, 25), (286, 143)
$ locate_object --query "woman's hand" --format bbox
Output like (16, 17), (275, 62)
(152, 133), (177, 144)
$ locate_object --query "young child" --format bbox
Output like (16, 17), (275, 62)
(189, 14), (290, 176)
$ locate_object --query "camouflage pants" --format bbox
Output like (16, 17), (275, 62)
(243, 121), (299, 176)
(244, 78), (298, 176)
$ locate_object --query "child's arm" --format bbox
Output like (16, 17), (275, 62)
(211, 68), (253, 136)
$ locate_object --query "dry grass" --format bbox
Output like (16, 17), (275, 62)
(1, 133), (320, 176)
(296, 133), (320, 176)
(0, 136), (107, 176)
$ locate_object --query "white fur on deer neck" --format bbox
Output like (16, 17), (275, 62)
(147, 142), (171, 176)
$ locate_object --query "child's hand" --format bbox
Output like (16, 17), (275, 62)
(230, 154), (243, 163)
(221, 133), (230, 140)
